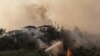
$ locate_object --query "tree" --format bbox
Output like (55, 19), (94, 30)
(0, 28), (5, 35)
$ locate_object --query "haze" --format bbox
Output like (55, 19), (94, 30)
(0, 0), (100, 34)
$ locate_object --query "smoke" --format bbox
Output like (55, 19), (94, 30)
(0, 25), (100, 56)
(41, 0), (100, 34)
(70, 28), (100, 48)
(0, 0), (52, 31)
(0, 0), (100, 34)
(45, 41), (63, 56)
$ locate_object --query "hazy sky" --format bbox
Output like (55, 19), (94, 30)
(0, 0), (100, 34)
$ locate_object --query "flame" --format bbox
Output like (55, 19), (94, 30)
(66, 48), (72, 56)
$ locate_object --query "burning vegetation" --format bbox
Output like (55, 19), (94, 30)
(0, 0), (100, 56)
(0, 25), (99, 56)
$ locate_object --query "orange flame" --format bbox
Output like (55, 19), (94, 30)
(66, 48), (72, 56)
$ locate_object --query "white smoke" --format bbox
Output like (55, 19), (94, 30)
(68, 28), (100, 49)
(45, 41), (63, 56)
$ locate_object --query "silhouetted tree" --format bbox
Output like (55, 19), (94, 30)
(0, 28), (5, 35)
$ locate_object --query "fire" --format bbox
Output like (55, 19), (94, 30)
(66, 48), (72, 56)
